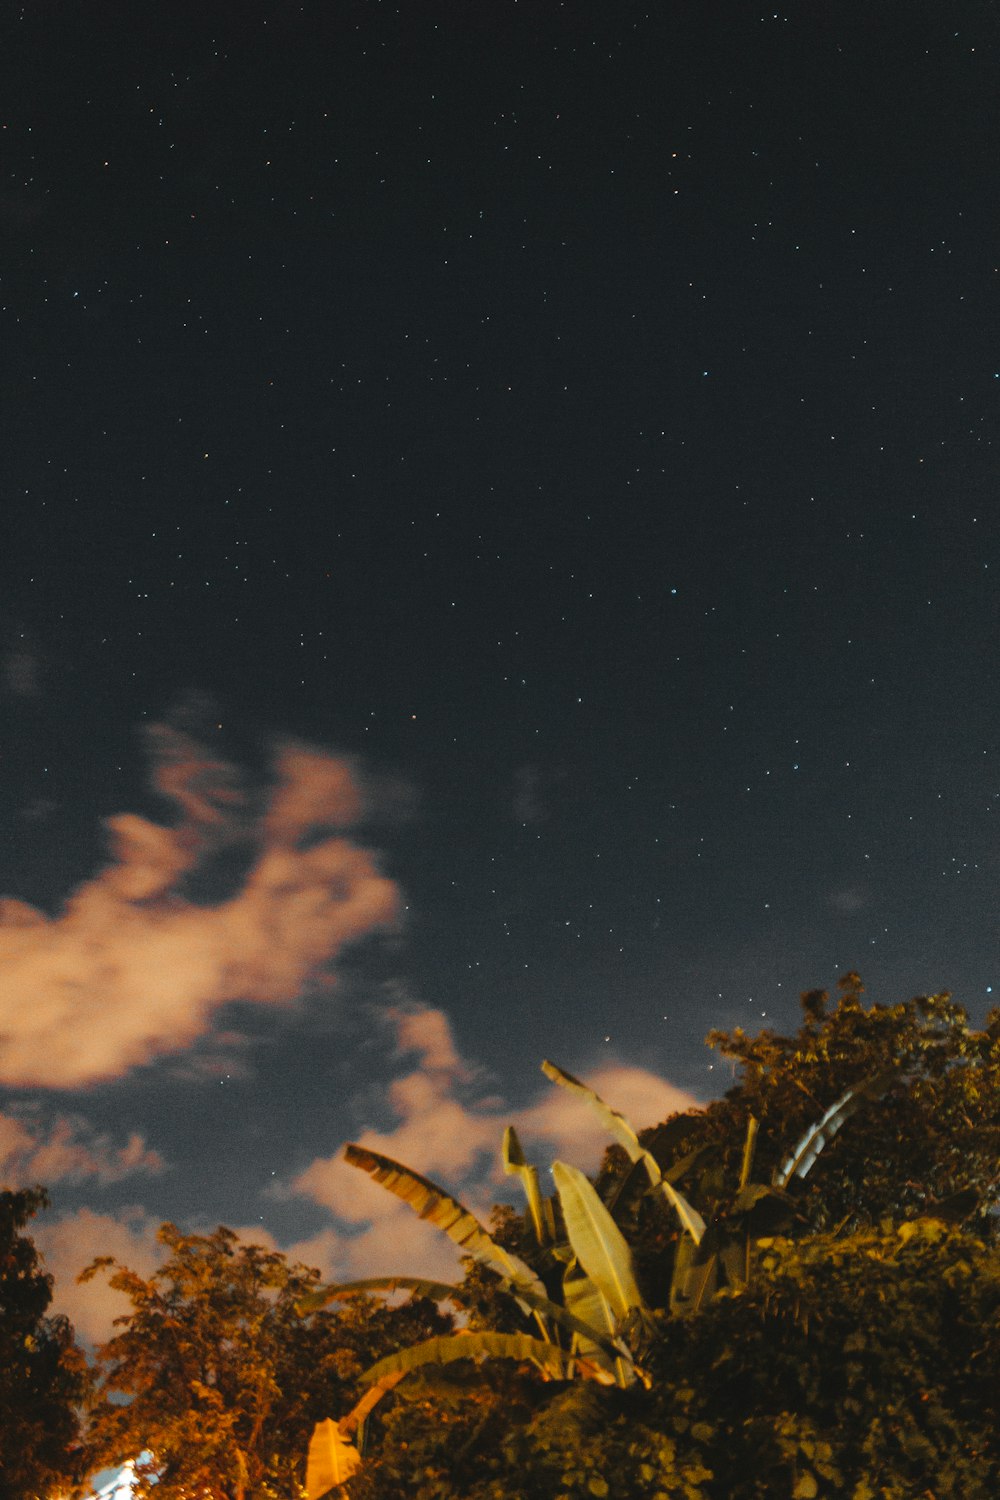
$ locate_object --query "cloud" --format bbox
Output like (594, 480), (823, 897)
(290, 1005), (699, 1284)
(0, 729), (402, 1087)
(0, 1110), (164, 1187)
(35, 1207), (163, 1346)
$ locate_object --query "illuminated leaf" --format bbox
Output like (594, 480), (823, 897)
(306, 1417), (361, 1498)
(344, 1143), (544, 1293)
(552, 1161), (648, 1321)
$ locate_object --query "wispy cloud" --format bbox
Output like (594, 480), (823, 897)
(0, 1110), (164, 1187)
(0, 727), (401, 1087)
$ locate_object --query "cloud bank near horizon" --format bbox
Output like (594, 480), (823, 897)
(41, 1002), (702, 1343)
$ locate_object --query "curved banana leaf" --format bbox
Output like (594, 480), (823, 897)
(361, 1330), (579, 1386)
(503, 1125), (555, 1245)
(308, 1270), (625, 1362)
(552, 1161), (648, 1321)
(541, 1061), (705, 1244)
(773, 1071), (895, 1188)
(341, 1371), (404, 1437)
(344, 1143), (544, 1294)
(542, 1060), (658, 1180)
(298, 1275), (464, 1314)
(306, 1417), (361, 1498)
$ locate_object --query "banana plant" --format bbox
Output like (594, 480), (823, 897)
(321, 1142), (640, 1380)
(539, 1058), (896, 1316)
(306, 1060), (895, 1491)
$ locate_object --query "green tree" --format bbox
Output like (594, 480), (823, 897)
(0, 1186), (90, 1500)
(84, 1223), (450, 1500)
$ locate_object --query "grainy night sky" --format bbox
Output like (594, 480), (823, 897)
(1, 0), (997, 1336)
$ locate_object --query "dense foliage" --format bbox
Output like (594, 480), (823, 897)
(329, 977), (1000, 1498)
(84, 1224), (450, 1500)
(0, 1187), (89, 1500)
(20, 974), (1000, 1498)
(356, 1219), (1000, 1499)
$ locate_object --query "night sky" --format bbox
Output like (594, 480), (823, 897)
(2, 0), (998, 1339)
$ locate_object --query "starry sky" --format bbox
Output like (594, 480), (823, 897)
(2, 0), (998, 1339)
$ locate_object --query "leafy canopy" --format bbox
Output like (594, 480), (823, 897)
(0, 1187), (90, 1500)
(83, 1223), (449, 1500)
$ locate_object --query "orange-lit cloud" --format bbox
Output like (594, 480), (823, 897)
(0, 1110), (164, 1187)
(0, 729), (401, 1087)
(36, 1207), (163, 1346)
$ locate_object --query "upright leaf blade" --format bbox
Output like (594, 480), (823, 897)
(739, 1115), (759, 1191)
(503, 1125), (552, 1245)
(552, 1161), (648, 1321)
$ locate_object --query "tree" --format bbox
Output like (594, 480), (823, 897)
(634, 1218), (1000, 1498)
(686, 973), (1000, 1236)
(83, 1223), (450, 1500)
(0, 1186), (90, 1500)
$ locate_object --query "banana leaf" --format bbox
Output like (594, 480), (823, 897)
(738, 1115), (759, 1191)
(503, 1125), (556, 1245)
(306, 1417), (361, 1498)
(541, 1060), (658, 1183)
(552, 1161), (648, 1321)
(657, 1176), (707, 1246)
(303, 1266), (624, 1362)
(541, 1061), (705, 1243)
(344, 1143), (544, 1294)
(662, 1140), (719, 1186)
(718, 1234), (751, 1290)
(298, 1275), (464, 1314)
(668, 1232), (699, 1315)
(562, 1258), (633, 1387)
(671, 1223), (721, 1315)
(361, 1330), (580, 1386)
(773, 1071), (895, 1188)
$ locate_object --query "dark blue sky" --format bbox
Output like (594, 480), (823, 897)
(1, 0), (997, 1332)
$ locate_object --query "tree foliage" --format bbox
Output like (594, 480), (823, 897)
(0, 1186), (89, 1500)
(84, 1223), (450, 1500)
(696, 974), (1000, 1235)
(321, 977), (1000, 1498)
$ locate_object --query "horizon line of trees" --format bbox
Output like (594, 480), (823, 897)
(4, 974), (1000, 1499)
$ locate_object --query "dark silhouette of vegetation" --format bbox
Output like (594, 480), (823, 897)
(83, 1224), (450, 1500)
(308, 976), (1000, 1498)
(15, 974), (1000, 1498)
(0, 1187), (89, 1500)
